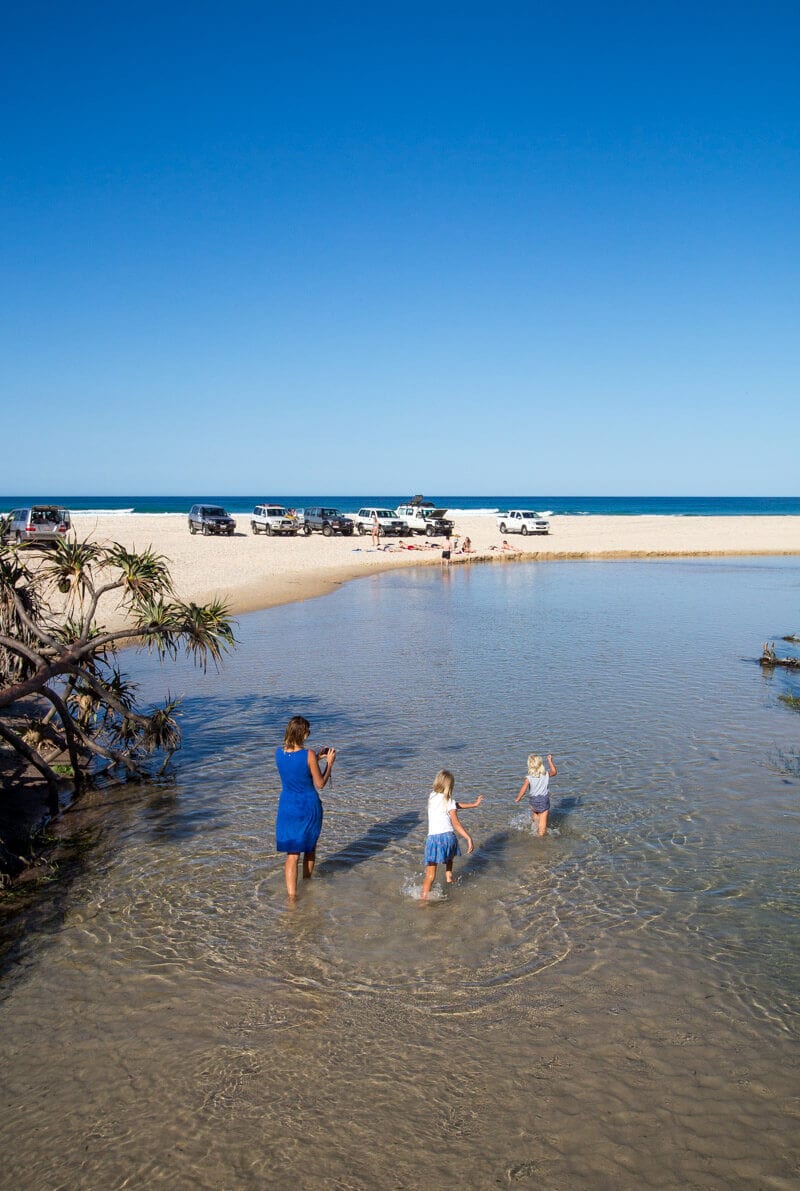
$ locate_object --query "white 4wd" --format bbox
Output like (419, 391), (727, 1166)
(395, 503), (454, 537)
(496, 510), (550, 536)
(347, 507), (408, 536)
(250, 505), (299, 535)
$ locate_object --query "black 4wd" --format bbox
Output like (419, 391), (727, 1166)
(302, 507), (354, 536)
(188, 504), (236, 536)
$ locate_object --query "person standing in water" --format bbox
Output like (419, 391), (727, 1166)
(515, 752), (557, 836)
(275, 716), (336, 899)
(421, 769), (482, 899)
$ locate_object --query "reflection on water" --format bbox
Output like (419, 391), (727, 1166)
(1, 559), (799, 1189)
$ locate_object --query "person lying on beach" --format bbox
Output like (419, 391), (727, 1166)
(514, 752), (557, 836)
(421, 770), (482, 899)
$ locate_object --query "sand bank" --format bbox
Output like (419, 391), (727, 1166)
(70, 512), (800, 624)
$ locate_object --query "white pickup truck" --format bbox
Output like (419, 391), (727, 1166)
(496, 510), (550, 536)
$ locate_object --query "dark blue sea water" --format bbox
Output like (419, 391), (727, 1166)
(2, 494), (799, 516)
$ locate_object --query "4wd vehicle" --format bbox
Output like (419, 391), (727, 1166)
(3, 505), (72, 546)
(496, 510), (550, 536)
(250, 505), (299, 535)
(348, 508), (409, 536)
(188, 504), (236, 536)
(396, 501), (454, 538)
(302, 507), (354, 536)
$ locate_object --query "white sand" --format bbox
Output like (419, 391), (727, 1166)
(69, 511), (800, 625)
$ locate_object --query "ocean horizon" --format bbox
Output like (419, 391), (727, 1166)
(2, 495), (800, 517)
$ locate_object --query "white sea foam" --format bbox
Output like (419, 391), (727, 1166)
(445, 507), (499, 517)
(68, 508), (136, 516)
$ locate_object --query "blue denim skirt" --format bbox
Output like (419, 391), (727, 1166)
(424, 830), (461, 864)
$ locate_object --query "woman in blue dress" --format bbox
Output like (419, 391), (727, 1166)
(275, 716), (336, 898)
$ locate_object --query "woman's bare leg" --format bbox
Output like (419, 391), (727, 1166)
(421, 863), (437, 899)
(284, 853), (300, 898)
(445, 858), (454, 883)
(302, 848), (316, 879)
(533, 811), (549, 836)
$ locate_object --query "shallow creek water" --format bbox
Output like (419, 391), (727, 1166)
(1, 558), (799, 1189)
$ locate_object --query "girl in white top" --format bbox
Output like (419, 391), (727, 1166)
(421, 769), (482, 900)
(515, 752), (557, 836)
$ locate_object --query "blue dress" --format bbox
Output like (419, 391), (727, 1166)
(275, 748), (323, 853)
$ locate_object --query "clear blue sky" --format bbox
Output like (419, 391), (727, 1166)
(3, 1), (798, 495)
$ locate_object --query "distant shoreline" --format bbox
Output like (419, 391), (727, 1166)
(65, 511), (800, 627)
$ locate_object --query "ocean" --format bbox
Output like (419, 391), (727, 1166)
(1, 556), (798, 1187)
(2, 494), (800, 517)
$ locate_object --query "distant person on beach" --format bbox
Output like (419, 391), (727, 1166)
(275, 716), (336, 899)
(371, 512), (380, 546)
(461, 536), (475, 554)
(421, 770), (482, 899)
(515, 753), (557, 836)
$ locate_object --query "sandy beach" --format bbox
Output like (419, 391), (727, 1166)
(68, 511), (800, 623)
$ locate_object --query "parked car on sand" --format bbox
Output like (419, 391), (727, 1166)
(396, 501), (454, 538)
(347, 508), (409, 536)
(496, 510), (550, 536)
(188, 504), (236, 536)
(250, 505), (299, 535)
(3, 505), (72, 546)
(302, 507), (354, 536)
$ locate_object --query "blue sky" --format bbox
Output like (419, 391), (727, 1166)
(2, 1), (798, 495)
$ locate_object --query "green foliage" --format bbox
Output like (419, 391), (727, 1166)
(0, 533), (237, 801)
(778, 694), (800, 712)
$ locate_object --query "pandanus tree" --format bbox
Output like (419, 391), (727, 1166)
(0, 536), (235, 814)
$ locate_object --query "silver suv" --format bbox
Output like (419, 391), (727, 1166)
(3, 505), (72, 546)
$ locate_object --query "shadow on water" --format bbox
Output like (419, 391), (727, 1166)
(175, 691), (427, 774)
(316, 812), (421, 874)
(458, 829), (513, 879)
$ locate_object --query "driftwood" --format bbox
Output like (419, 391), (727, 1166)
(761, 642), (800, 668)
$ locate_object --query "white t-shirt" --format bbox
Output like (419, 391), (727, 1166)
(525, 774), (549, 800)
(427, 791), (457, 835)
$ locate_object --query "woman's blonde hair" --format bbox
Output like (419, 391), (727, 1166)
(527, 754), (545, 777)
(284, 716), (311, 749)
(432, 769), (455, 797)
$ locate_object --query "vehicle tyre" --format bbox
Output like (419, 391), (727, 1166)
(425, 524), (434, 536)
(520, 525), (528, 536)
(266, 524), (272, 536)
(190, 522), (197, 535)
(303, 523), (312, 536)
(202, 523), (210, 536)
(499, 522), (507, 534)
(357, 523), (366, 535)
(251, 522), (258, 534)
(344, 525), (353, 535)
(227, 528), (233, 536)
(15, 531), (22, 544)
(322, 523), (333, 537)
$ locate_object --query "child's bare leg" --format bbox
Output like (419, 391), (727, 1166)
(533, 811), (549, 836)
(421, 863), (437, 900)
(284, 853), (300, 898)
(302, 848), (316, 879)
(445, 858), (454, 883)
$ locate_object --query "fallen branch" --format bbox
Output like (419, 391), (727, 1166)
(761, 642), (800, 669)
